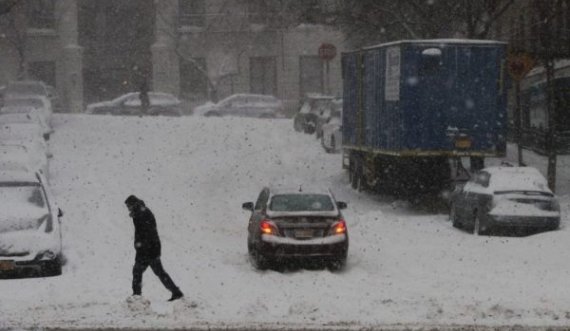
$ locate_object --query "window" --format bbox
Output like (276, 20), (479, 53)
(269, 194), (335, 212)
(298, 0), (322, 24)
(250, 57), (276, 96)
(179, 0), (205, 27)
(27, 0), (56, 30)
(248, 0), (268, 25)
(254, 189), (269, 211)
(180, 58), (208, 101)
(28, 61), (56, 87)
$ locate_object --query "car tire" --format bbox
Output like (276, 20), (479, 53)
(450, 204), (460, 228)
(473, 213), (488, 236)
(42, 258), (62, 277)
(327, 254), (347, 272)
(249, 246), (269, 270)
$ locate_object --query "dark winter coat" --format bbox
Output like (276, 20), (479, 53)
(131, 205), (161, 258)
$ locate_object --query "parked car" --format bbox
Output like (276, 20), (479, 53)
(86, 92), (182, 116)
(0, 111), (52, 140)
(293, 94), (338, 135)
(449, 166), (561, 235)
(315, 97), (342, 139)
(4, 80), (50, 99)
(2, 95), (54, 128)
(0, 123), (50, 160)
(0, 169), (63, 277)
(242, 186), (349, 270)
(0, 144), (49, 177)
(195, 94), (285, 118)
(321, 109), (342, 153)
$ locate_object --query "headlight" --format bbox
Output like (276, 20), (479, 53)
(37, 250), (56, 261)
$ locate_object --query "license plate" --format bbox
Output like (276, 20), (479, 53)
(295, 229), (313, 238)
(0, 260), (15, 271)
(455, 138), (472, 149)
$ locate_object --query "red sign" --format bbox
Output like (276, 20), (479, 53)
(507, 52), (535, 81)
(318, 43), (337, 61)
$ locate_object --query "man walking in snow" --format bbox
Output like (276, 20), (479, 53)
(125, 195), (184, 301)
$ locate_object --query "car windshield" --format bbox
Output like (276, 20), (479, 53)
(0, 183), (45, 208)
(269, 194), (335, 212)
(5, 83), (46, 96)
(4, 98), (43, 108)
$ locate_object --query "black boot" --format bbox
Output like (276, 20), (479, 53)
(168, 290), (183, 302)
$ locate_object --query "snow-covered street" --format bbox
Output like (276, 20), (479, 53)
(1, 114), (570, 329)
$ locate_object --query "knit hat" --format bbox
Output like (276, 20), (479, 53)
(125, 195), (140, 206)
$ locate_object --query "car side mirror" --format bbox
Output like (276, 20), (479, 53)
(58, 208), (64, 217)
(336, 201), (347, 209)
(242, 202), (254, 211)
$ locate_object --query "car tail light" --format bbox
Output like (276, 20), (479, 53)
(330, 219), (347, 235)
(260, 219), (278, 235)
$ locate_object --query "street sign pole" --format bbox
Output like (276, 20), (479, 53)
(507, 52), (535, 167)
(318, 43), (337, 96)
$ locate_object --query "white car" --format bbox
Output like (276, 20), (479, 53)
(0, 144), (49, 177)
(0, 169), (63, 277)
(2, 95), (53, 130)
(195, 94), (285, 118)
(4, 80), (50, 99)
(449, 166), (561, 235)
(0, 111), (52, 140)
(86, 92), (183, 116)
(0, 123), (48, 148)
(321, 110), (342, 153)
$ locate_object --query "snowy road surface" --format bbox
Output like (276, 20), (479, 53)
(1, 114), (570, 330)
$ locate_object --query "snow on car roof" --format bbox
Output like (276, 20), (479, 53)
(268, 185), (334, 196)
(0, 168), (38, 183)
(484, 166), (551, 193)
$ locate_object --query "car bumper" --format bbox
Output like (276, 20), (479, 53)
(0, 258), (55, 277)
(259, 234), (348, 258)
(489, 215), (560, 229)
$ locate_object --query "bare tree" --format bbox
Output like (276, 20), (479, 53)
(0, 0), (19, 16)
(334, 0), (515, 47)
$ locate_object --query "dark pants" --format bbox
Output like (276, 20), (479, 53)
(132, 254), (180, 295)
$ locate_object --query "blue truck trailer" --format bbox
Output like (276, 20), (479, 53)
(341, 39), (508, 196)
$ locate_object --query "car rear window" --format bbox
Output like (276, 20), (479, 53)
(269, 194), (335, 212)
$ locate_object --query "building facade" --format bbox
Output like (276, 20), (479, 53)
(0, 0), (346, 114)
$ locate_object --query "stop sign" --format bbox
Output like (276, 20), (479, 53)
(318, 43), (337, 61)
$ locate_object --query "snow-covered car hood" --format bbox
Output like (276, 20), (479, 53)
(0, 203), (49, 234)
(193, 102), (218, 116)
(0, 203), (59, 259)
(86, 101), (112, 111)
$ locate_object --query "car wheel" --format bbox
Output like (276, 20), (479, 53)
(42, 258), (62, 277)
(321, 136), (331, 153)
(249, 247), (269, 270)
(473, 212), (488, 235)
(450, 204), (460, 228)
(327, 254), (347, 272)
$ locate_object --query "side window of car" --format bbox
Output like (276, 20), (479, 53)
(254, 189), (269, 211)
